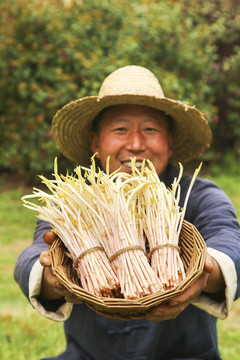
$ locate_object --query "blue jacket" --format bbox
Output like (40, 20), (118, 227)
(14, 165), (240, 360)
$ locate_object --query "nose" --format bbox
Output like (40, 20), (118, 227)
(126, 131), (146, 152)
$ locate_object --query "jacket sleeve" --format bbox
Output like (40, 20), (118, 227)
(184, 176), (240, 298)
(14, 219), (73, 320)
(14, 219), (52, 299)
(181, 175), (240, 317)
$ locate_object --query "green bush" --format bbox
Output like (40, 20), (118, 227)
(0, 0), (239, 176)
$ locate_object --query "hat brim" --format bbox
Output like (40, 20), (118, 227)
(52, 94), (212, 167)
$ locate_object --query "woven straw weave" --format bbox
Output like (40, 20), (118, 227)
(50, 220), (206, 320)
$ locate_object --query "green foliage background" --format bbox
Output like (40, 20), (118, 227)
(1, 0), (240, 176)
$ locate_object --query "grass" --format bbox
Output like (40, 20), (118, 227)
(217, 302), (240, 359)
(0, 172), (240, 359)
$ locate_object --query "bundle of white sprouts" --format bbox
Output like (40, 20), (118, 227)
(126, 159), (202, 290)
(22, 156), (201, 299)
(23, 161), (120, 297)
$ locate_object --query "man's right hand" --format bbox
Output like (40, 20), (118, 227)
(39, 231), (66, 301)
(39, 231), (83, 304)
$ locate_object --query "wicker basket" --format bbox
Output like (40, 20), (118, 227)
(50, 220), (206, 320)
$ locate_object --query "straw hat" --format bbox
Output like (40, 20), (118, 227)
(52, 65), (212, 166)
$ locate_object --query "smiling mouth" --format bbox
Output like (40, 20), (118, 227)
(121, 160), (145, 168)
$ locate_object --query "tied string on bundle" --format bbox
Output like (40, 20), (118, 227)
(70, 246), (104, 268)
(148, 244), (180, 259)
(108, 245), (146, 263)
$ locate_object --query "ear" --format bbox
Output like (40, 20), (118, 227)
(90, 131), (101, 159)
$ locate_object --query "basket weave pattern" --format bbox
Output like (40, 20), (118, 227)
(50, 220), (206, 320)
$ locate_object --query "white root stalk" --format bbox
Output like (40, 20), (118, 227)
(22, 159), (120, 297)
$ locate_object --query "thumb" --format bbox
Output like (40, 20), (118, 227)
(39, 249), (52, 267)
(204, 253), (214, 274)
(43, 231), (57, 245)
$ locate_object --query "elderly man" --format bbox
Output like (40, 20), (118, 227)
(15, 65), (240, 360)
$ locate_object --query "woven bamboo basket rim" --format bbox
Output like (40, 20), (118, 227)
(50, 220), (206, 320)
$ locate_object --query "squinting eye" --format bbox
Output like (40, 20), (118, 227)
(145, 127), (159, 132)
(113, 127), (127, 132)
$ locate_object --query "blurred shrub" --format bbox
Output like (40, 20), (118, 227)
(0, 0), (239, 176)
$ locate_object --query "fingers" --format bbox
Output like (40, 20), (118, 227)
(204, 253), (215, 274)
(64, 293), (83, 304)
(146, 268), (211, 322)
(53, 283), (83, 304)
(39, 249), (51, 267)
(40, 231), (57, 266)
(40, 231), (57, 267)
(53, 281), (68, 296)
(43, 231), (57, 245)
(169, 271), (208, 305)
(40, 266), (64, 301)
(40, 255), (83, 304)
(145, 302), (183, 321)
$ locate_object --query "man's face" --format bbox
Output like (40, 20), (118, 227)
(90, 104), (173, 175)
